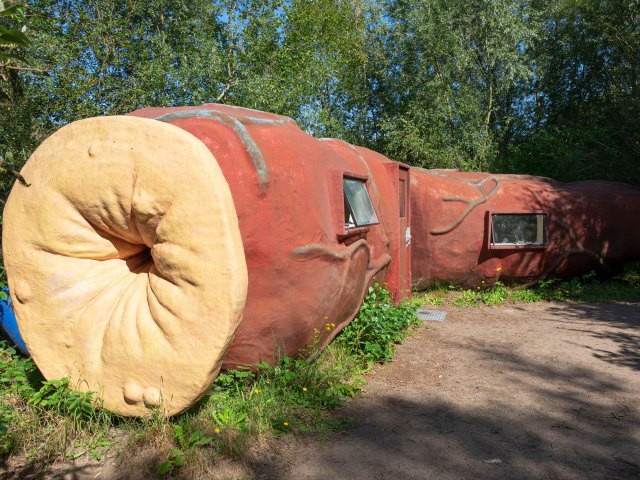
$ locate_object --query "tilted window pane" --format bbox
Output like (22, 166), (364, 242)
(491, 214), (546, 245)
(344, 178), (379, 227)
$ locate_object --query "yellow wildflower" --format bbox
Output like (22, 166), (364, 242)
(254, 388), (260, 393)
(303, 387), (308, 392)
(214, 428), (221, 434)
(283, 422), (289, 426)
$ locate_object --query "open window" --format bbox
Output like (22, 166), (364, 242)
(489, 213), (547, 249)
(343, 177), (379, 228)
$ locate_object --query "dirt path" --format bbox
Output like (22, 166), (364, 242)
(272, 301), (640, 480)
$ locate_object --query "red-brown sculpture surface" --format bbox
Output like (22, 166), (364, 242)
(130, 105), (409, 369)
(410, 168), (640, 289)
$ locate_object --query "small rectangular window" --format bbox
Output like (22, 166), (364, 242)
(491, 213), (547, 246)
(344, 178), (379, 228)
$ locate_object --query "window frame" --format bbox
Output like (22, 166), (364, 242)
(487, 211), (549, 250)
(342, 174), (380, 230)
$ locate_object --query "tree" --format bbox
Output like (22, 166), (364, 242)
(1, 0), (638, 187)
(264, 0), (385, 143)
(380, 0), (536, 170)
(0, 0), (35, 203)
(504, 0), (640, 183)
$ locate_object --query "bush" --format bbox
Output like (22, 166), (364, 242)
(336, 284), (419, 364)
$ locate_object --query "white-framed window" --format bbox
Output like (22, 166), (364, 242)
(343, 177), (379, 228)
(490, 213), (547, 247)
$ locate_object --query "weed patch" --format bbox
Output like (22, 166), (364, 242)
(410, 281), (452, 307)
(452, 281), (514, 307)
(425, 263), (640, 309)
(0, 341), (117, 465)
(336, 284), (420, 364)
(536, 267), (640, 302)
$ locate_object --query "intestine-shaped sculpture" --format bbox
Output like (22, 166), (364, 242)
(2, 104), (639, 417)
(409, 168), (640, 289)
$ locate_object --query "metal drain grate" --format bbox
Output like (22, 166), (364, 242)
(416, 308), (447, 322)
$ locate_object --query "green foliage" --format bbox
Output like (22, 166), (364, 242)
(411, 281), (455, 307)
(336, 284), (419, 363)
(277, 0), (383, 143)
(147, 284), (413, 468)
(0, 340), (37, 397)
(381, 0), (537, 170)
(441, 264), (640, 308)
(536, 267), (640, 303)
(146, 327), (372, 466)
(507, 288), (543, 304)
(158, 447), (184, 476)
(0, 1), (36, 234)
(479, 281), (509, 306)
(411, 293), (443, 307)
(211, 405), (248, 431)
(451, 288), (482, 308)
(450, 280), (541, 307)
(205, 342), (364, 439)
(0, 1), (29, 58)
(0, 340), (115, 461)
(157, 424), (213, 476)
(27, 378), (96, 429)
(1, 0), (640, 469)
(501, 0), (640, 183)
(0, 340), (36, 454)
(1, 0), (639, 217)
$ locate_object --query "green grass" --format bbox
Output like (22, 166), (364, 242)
(0, 283), (418, 478)
(414, 262), (640, 308)
(451, 281), (517, 307)
(410, 281), (450, 307)
(535, 265), (640, 302)
(0, 342), (117, 465)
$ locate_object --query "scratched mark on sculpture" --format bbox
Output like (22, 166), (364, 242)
(154, 108), (294, 193)
(430, 174), (501, 235)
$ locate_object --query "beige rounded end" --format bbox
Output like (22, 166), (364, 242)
(2, 116), (248, 416)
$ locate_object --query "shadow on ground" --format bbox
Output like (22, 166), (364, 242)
(273, 302), (640, 480)
(277, 357), (638, 479)
(0, 461), (99, 480)
(545, 302), (640, 371)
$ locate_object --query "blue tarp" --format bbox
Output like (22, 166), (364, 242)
(0, 287), (29, 355)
